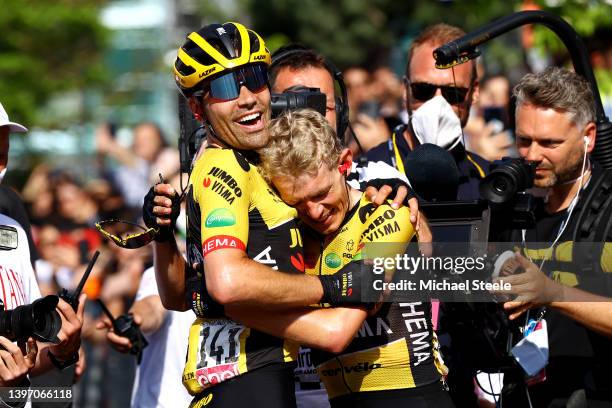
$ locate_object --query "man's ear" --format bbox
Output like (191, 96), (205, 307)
(338, 148), (353, 175)
(188, 97), (205, 122)
(585, 122), (597, 154)
(469, 80), (480, 107)
(403, 77), (411, 114)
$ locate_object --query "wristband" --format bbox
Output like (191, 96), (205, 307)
(47, 350), (78, 370)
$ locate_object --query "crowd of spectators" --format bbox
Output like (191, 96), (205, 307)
(6, 17), (611, 406)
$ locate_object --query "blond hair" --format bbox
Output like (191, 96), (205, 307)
(259, 109), (342, 182)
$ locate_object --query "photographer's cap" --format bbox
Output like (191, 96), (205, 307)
(0, 103), (28, 133)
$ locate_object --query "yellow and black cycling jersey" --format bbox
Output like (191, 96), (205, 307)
(182, 147), (302, 395)
(305, 194), (443, 399)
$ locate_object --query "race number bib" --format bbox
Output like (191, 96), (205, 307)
(183, 318), (247, 395)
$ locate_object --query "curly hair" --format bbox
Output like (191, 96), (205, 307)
(258, 109), (342, 182)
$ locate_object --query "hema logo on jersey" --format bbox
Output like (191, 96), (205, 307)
(320, 361), (382, 377)
(202, 235), (245, 255)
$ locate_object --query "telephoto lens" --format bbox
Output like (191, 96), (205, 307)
(0, 295), (62, 344)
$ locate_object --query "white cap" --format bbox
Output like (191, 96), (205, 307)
(0, 102), (28, 133)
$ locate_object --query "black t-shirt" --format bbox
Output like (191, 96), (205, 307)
(508, 162), (612, 396)
(0, 185), (39, 266)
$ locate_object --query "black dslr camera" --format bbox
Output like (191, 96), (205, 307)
(0, 296), (61, 344)
(271, 86), (326, 118)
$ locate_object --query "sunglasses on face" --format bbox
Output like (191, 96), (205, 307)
(197, 64), (269, 101)
(95, 220), (158, 249)
(408, 81), (470, 105)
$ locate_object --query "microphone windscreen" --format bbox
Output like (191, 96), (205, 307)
(404, 143), (460, 201)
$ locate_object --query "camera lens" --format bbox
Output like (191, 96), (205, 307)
(492, 177), (509, 194)
(480, 158), (537, 204)
(0, 296), (61, 343)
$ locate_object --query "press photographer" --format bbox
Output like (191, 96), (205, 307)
(483, 67), (612, 406)
(0, 214), (86, 407)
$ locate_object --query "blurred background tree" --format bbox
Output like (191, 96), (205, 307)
(0, 0), (110, 127)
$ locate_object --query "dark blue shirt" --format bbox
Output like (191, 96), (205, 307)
(365, 124), (489, 200)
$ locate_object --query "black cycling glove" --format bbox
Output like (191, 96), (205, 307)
(319, 262), (365, 305)
(142, 185), (181, 242)
(365, 178), (416, 203)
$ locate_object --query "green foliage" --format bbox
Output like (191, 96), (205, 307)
(192, 0), (519, 69)
(533, 0), (612, 55)
(0, 0), (109, 126)
(191, 0), (612, 76)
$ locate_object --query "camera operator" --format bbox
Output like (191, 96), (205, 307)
(366, 23), (490, 201)
(0, 103), (85, 407)
(494, 67), (612, 406)
(0, 211), (85, 407)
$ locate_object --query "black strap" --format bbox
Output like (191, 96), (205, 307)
(571, 168), (612, 276)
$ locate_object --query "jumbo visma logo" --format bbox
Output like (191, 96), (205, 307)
(192, 394), (213, 407)
(205, 208), (236, 228)
(325, 253), (342, 269)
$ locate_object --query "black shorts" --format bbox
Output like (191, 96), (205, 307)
(329, 381), (455, 408)
(189, 362), (297, 408)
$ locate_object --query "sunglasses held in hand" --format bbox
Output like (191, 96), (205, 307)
(95, 220), (158, 249)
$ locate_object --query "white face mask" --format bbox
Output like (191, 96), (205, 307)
(410, 95), (463, 150)
(0, 168), (6, 184)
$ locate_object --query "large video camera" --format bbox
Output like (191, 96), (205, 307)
(415, 153), (538, 370)
(271, 86), (326, 118)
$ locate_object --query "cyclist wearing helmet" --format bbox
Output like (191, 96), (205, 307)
(150, 22), (371, 407)
(148, 22), (419, 407)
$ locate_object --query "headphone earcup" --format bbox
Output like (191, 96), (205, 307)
(335, 96), (348, 142)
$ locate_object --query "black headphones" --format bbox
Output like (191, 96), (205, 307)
(270, 45), (350, 142)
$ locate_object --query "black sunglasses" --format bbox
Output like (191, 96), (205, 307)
(196, 64), (269, 101)
(408, 81), (470, 105)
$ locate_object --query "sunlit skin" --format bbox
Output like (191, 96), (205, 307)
(272, 149), (361, 236)
(273, 66), (337, 130)
(406, 41), (478, 127)
(189, 83), (271, 150)
(516, 103), (596, 186)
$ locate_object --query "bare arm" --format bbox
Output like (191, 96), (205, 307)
(226, 304), (367, 353)
(153, 239), (188, 311)
(550, 286), (612, 338)
(148, 182), (188, 311)
(130, 295), (167, 335)
(95, 125), (138, 167)
(499, 253), (612, 337)
(204, 248), (323, 309)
